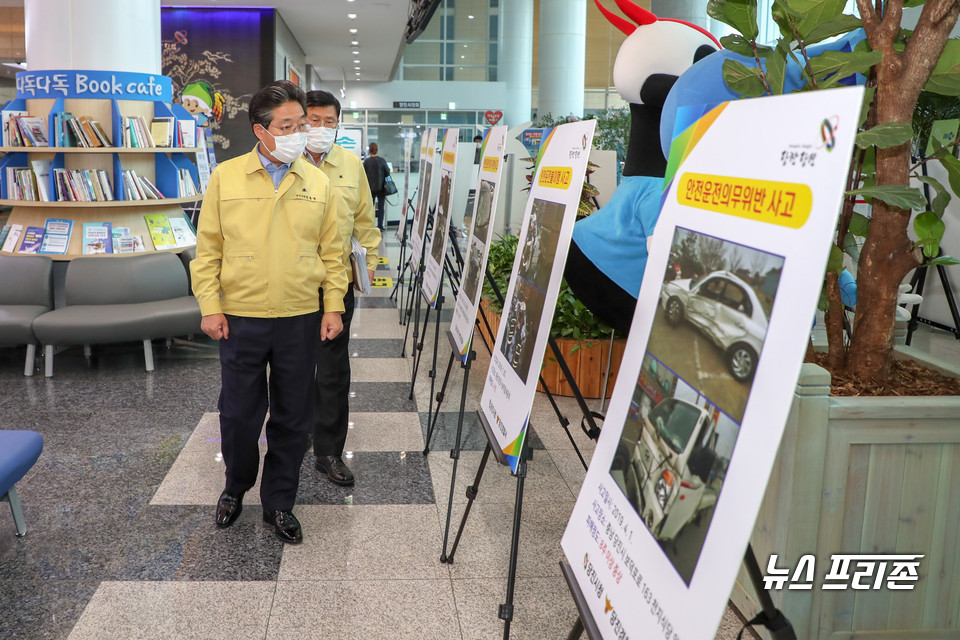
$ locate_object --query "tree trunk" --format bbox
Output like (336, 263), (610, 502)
(846, 0), (960, 381)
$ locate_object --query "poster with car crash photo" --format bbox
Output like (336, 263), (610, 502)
(561, 86), (864, 639)
(450, 125), (507, 363)
(480, 119), (597, 473)
(421, 129), (459, 306)
(409, 127), (438, 272)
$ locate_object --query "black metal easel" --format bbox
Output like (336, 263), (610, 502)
(391, 189), (418, 324)
(400, 209), (432, 358)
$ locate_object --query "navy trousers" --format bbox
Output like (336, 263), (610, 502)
(312, 287), (354, 457)
(218, 312), (318, 511)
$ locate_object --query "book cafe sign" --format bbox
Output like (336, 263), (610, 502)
(16, 70), (173, 102)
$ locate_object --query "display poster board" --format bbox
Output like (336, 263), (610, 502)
(397, 135), (414, 242)
(479, 120), (597, 473)
(421, 129), (459, 306)
(410, 127), (438, 272)
(450, 125), (508, 362)
(560, 86), (864, 640)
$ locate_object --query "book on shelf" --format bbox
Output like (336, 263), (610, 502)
(1, 223), (23, 251)
(52, 168), (114, 202)
(0, 224), (10, 248)
(178, 117), (197, 148)
(168, 213), (197, 248)
(18, 226), (44, 253)
(111, 226), (146, 253)
(6, 166), (38, 201)
(140, 175), (164, 199)
(31, 159), (53, 202)
(151, 117), (175, 147)
(39, 218), (73, 255)
(122, 115), (155, 148)
(83, 221), (113, 254)
(17, 116), (49, 147)
(2, 110), (27, 146)
(177, 168), (198, 197)
(144, 213), (176, 249)
(77, 117), (103, 148)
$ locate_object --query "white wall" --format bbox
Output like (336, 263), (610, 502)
(275, 12), (305, 82)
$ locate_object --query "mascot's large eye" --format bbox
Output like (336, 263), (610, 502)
(640, 74), (680, 108)
(694, 44), (717, 63)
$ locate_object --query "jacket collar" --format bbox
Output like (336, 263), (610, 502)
(244, 144), (309, 180)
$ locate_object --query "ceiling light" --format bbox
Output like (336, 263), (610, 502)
(350, 28), (357, 33)
(351, 40), (359, 45)
(460, 55), (465, 59)
(348, 13), (356, 19)
(352, 50), (359, 55)
(354, 59), (360, 63)
(354, 66), (361, 70)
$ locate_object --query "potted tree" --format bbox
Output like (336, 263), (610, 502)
(707, 1), (960, 636)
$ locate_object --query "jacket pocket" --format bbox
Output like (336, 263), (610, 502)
(285, 250), (322, 307)
(221, 251), (266, 308)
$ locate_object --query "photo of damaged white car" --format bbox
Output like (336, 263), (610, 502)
(659, 270), (766, 383)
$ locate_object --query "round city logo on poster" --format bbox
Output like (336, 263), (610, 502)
(15, 70), (173, 102)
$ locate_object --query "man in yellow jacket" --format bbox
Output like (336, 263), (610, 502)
(303, 90), (381, 486)
(191, 80), (347, 544)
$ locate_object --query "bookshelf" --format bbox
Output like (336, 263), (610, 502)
(0, 71), (205, 260)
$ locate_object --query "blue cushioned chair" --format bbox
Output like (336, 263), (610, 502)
(0, 430), (43, 536)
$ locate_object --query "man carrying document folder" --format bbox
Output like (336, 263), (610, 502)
(303, 90), (382, 486)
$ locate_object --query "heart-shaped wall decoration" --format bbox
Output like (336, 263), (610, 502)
(484, 110), (503, 125)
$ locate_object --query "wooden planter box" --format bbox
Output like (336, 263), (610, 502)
(477, 299), (627, 399)
(731, 346), (960, 639)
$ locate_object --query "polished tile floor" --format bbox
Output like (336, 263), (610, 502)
(6, 235), (956, 639)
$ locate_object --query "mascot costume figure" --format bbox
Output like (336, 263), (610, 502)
(565, 1), (720, 334)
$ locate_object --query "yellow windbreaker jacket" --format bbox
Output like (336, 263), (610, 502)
(307, 144), (382, 281)
(191, 146), (348, 318)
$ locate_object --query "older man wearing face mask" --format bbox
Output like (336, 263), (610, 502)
(303, 90), (382, 487)
(191, 80), (347, 544)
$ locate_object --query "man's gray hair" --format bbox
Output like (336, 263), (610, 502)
(248, 80), (306, 129)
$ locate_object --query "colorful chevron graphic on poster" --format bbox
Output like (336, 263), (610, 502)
(502, 415), (530, 471)
(662, 102), (728, 201)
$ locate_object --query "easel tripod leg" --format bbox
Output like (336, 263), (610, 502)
(445, 442), (491, 563)
(425, 350), (456, 455)
(439, 349), (474, 561)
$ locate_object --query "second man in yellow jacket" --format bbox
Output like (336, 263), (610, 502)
(303, 90), (382, 486)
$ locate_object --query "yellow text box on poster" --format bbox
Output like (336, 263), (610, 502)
(482, 156), (500, 172)
(677, 172), (812, 228)
(538, 166), (573, 189)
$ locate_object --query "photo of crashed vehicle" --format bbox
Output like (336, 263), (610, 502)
(660, 270), (767, 383)
(610, 354), (740, 583)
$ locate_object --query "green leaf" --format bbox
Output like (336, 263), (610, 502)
(842, 233), (861, 261)
(924, 39), (960, 96)
(720, 34), (772, 58)
(707, 0), (760, 40)
(789, 0), (847, 38)
(808, 49), (882, 84)
(723, 58), (769, 97)
(855, 122), (915, 149)
(803, 13), (862, 45)
(915, 174), (951, 217)
(939, 153), (960, 197)
(927, 255), (960, 266)
(767, 42), (789, 95)
(827, 243), (844, 273)
(903, 0), (926, 6)
(817, 284), (830, 312)
(847, 184), (928, 211)
(771, 0), (802, 40)
(849, 212), (870, 237)
(914, 211), (946, 258)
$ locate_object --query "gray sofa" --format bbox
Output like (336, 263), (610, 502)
(0, 255), (53, 376)
(32, 253), (202, 377)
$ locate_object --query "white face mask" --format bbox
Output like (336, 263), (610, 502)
(306, 125), (338, 154)
(263, 128), (307, 164)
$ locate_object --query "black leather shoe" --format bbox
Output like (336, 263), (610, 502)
(216, 491), (243, 528)
(263, 509), (303, 544)
(315, 455), (355, 486)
